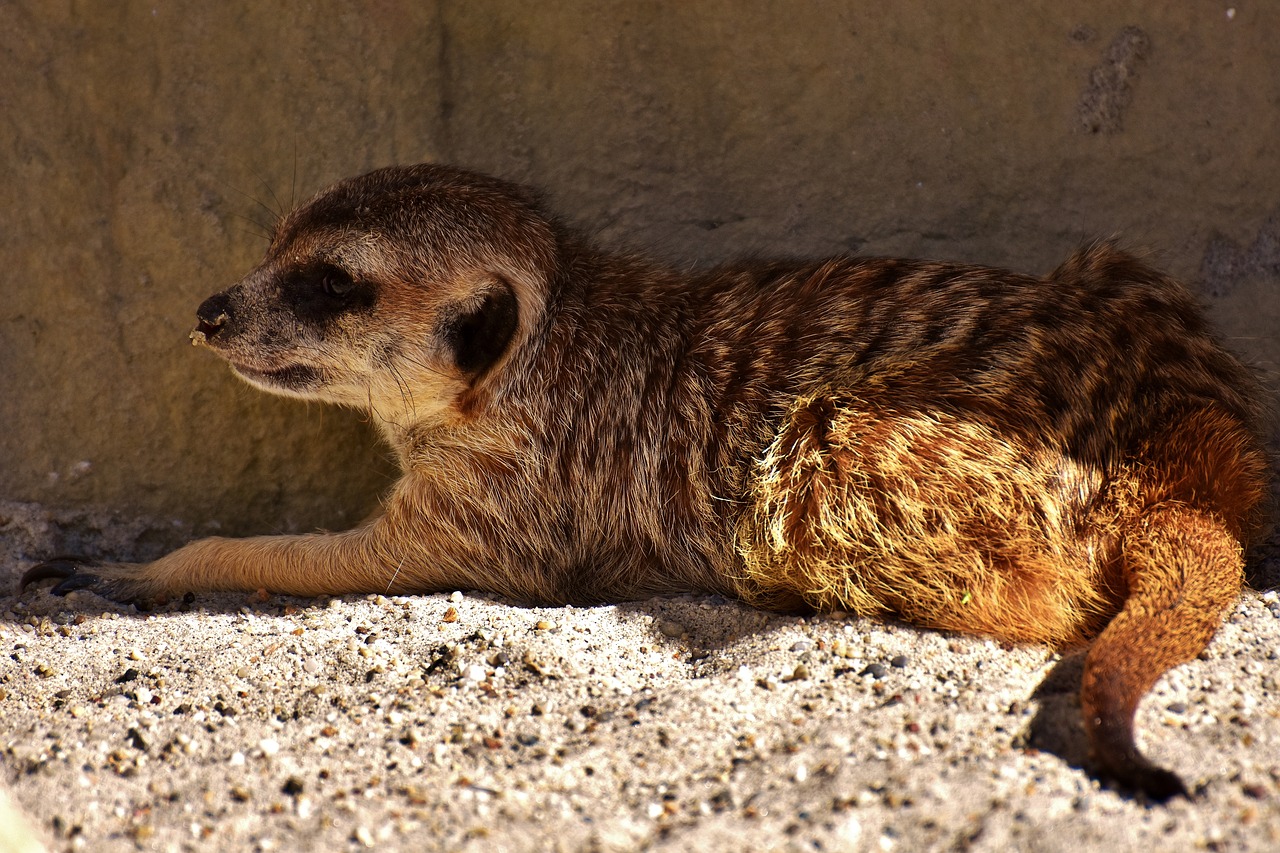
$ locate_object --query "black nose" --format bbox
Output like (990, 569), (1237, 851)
(194, 292), (234, 340)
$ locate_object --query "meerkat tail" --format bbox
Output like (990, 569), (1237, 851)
(1080, 502), (1245, 800)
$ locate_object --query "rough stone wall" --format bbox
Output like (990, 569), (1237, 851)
(3, 2), (1277, 547)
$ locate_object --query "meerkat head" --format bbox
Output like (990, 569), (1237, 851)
(191, 164), (558, 432)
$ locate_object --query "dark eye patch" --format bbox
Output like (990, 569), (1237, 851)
(282, 262), (376, 324)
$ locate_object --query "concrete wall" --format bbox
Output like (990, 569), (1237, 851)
(3, 2), (1278, 546)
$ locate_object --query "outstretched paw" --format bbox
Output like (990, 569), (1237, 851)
(19, 556), (155, 604)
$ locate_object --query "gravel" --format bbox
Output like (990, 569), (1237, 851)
(1, 503), (1279, 851)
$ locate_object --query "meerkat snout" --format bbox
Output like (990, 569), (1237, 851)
(191, 292), (234, 345)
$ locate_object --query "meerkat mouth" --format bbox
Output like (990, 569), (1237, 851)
(231, 363), (325, 391)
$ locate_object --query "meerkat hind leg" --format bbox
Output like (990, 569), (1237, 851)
(735, 395), (1110, 645)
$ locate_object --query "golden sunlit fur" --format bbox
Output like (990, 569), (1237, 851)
(24, 164), (1270, 801)
(737, 397), (1114, 644)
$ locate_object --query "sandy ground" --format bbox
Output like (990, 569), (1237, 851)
(1, 501), (1278, 853)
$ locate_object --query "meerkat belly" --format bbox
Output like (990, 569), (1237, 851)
(734, 393), (1117, 645)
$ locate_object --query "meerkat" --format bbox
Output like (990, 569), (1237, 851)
(24, 164), (1270, 801)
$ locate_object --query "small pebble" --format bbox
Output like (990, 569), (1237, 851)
(1168, 702), (1188, 715)
(784, 664), (810, 682)
(258, 738), (280, 757)
(522, 650), (549, 676)
(449, 591), (464, 603)
(890, 655), (909, 669)
(862, 663), (887, 679)
(658, 620), (685, 639)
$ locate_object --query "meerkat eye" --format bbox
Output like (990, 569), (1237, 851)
(319, 265), (356, 298)
(283, 263), (374, 321)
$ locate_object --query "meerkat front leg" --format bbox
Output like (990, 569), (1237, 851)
(19, 494), (518, 604)
(22, 523), (394, 603)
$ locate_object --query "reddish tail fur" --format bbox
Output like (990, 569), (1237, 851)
(1081, 409), (1269, 799)
(1081, 503), (1243, 799)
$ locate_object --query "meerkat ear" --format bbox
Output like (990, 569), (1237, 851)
(442, 279), (520, 375)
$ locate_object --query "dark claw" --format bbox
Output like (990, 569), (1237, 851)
(50, 573), (104, 595)
(20, 557), (101, 595)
